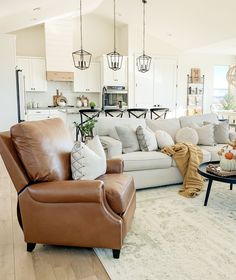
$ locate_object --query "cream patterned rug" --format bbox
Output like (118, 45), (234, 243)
(95, 182), (236, 280)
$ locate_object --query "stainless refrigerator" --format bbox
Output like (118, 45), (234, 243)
(16, 69), (26, 122)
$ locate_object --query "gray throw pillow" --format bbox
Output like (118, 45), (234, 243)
(136, 126), (158, 151)
(191, 123), (215, 146)
(204, 121), (229, 144)
(115, 126), (140, 153)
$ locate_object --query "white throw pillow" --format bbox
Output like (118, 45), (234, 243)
(115, 126), (140, 153)
(71, 136), (106, 180)
(136, 125), (158, 151)
(155, 130), (174, 149)
(191, 123), (215, 146)
(175, 127), (199, 145)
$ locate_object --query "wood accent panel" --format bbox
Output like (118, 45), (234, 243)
(46, 71), (74, 82)
(0, 156), (110, 280)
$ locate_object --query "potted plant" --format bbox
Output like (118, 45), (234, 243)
(90, 101), (96, 109)
(74, 119), (97, 142)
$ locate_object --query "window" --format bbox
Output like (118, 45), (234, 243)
(213, 65), (229, 104)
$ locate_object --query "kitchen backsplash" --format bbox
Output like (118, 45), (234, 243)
(25, 81), (101, 108)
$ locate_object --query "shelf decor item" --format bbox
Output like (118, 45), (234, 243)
(107, 0), (123, 71)
(186, 73), (205, 116)
(136, 0), (152, 73)
(191, 68), (201, 83)
(72, 0), (92, 70)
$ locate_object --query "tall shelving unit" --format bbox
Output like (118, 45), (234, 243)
(187, 74), (205, 116)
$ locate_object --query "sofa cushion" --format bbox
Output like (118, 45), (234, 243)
(71, 136), (106, 180)
(114, 151), (172, 171)
(175, 127), (199, 145)
(136, 126), (157, 151)
(95, 117), (146, 138)
(115, 126), (140, 153)
(192, 123), (215, 146)
(179, 113), (219, 128)
(97, 173), (135, 215)
(11, 118), (74, 182)
(145, 118), (181, 140)
(155, 130), (174, 148)
(171, 148), (211, 167)
(204, 121), (229, 144)
(200, 144), (225, 161)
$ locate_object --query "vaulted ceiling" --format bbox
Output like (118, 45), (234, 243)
(1, 0), (236, 54)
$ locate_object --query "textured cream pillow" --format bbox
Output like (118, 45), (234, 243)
(136, 126), (158, 151)
(155, 130), (174, 149)
(192, 123), (215, 146)
(71, 136), (106, 180)
(175, 127), (199, 145)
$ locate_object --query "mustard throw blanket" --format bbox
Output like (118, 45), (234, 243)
(162, 143), (203, 198)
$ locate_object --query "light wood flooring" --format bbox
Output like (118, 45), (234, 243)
(0, 157), (110, 280)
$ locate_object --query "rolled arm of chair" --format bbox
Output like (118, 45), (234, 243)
(25, 180), (104, 204)
(106, 159), (124, 174)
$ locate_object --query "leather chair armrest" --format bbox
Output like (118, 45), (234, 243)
(25, 180), (104, 204)
(106, 159), (124, 174)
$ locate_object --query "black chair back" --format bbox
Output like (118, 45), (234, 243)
(127, 108), (148, 118)
(150, 108), (169, 120)
(104, 109), (124, 118)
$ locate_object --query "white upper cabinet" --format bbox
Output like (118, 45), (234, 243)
(134, 56), (177, 115)
(102, 55), (128, 86)
(74, 63), (101, 93)
(16, 57), (47, 92)
(45, 18), (74, 72)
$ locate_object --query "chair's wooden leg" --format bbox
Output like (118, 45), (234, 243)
(27, 243), (36, 252)
(112, 249), (120, 259)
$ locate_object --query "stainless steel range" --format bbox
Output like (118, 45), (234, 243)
(102, 86), (128, 109)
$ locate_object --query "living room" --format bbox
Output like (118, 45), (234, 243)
(0, 0), (236, 279)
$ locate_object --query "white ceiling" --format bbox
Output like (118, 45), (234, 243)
(1, 0), (236, 54)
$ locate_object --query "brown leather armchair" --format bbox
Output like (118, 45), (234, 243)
(0, 118), (136, 259)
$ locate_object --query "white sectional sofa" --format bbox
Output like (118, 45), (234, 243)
(95, 113), (236, 189)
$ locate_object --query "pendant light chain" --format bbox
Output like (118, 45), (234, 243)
(80, 0), (83, 50)
(72, 0), (92, 70)
(106, 0), (123, 71)
(114, 0), (116, 52)
(136, 0), (152, 73)
(143, 0), (146, 55)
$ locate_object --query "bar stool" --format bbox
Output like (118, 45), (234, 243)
(104, 108), (124, 118)
(127, 108), (148, 118)
(76, 109), (101, 141)
(150, 107), (169, 120)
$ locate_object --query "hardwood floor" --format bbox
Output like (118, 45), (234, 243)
(0, 157), (110, 280)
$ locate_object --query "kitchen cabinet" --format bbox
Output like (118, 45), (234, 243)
(134, 57), (177, 116)
(102, 56), (128, 86)
(74, 63), (101, 93)
(27, 109), (66, 122)
(16, 57), (47, 92)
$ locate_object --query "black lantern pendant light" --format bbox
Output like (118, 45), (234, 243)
(136, 0), (152, 73)
(72, 0), (92, 70)
(107, 0), (123, 71)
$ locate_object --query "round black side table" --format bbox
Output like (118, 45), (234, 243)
(198, 161), (235, 206)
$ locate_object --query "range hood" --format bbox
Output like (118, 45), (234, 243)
(46, 71), (74, 82)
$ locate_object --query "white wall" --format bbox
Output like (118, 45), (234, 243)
(0, 34), (17, 131)
(177, 53), (236, 116)
(73, 14), (127, 60)
(10, 24), (45, 57)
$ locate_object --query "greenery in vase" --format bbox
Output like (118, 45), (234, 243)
(74, 119), (97, 139)
(89, 101), (96, 108)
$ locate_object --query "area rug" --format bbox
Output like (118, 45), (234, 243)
(94, 183), (236, 280)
